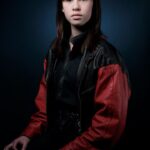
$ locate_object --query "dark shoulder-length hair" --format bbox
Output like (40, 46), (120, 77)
(51, 0), (103, 55)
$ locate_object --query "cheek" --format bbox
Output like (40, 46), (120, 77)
(63, 10), (71, 22)
(62, 6), (70, 16)
(85, 8), (93, 20)
(84, 4), (93, 17)
(64, 10), (69, 18)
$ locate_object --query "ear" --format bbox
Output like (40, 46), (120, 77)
(62, 8), (64, 12)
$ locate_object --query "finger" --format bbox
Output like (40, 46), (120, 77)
(4, 143), (13, 150)
(12, 142), (18, 150)
(22, 143), (28, 150)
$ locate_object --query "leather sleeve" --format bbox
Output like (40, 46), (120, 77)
(61, 64), (131, 150)
(21, 59), (48, 138)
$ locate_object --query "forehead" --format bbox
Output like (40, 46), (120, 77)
(59, 0), (95, 7)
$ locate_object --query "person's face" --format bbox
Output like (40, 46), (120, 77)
(62, 0), (93, 27)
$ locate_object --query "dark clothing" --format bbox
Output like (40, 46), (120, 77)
(22, 35), (131, 150)
(53, 49), (82, 107)
(48, 35), (84, 149)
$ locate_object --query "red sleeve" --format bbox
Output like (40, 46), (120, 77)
(21, 59), (48, 138)
(61, 64), (131, 150)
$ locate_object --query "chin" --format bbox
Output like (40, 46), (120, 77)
(71, 22), (85, 27)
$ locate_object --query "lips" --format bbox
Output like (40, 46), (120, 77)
(71, 14), (82, 17)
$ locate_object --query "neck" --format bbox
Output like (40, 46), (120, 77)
(69, 25), (82, 51)
(70, 25), (83, 38)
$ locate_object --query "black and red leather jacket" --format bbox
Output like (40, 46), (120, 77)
(22, 39), (131, 150)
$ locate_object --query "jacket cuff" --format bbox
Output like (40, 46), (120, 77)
(21, 125), (41, 138)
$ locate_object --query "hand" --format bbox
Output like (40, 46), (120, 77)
(4, 136), (30, 150)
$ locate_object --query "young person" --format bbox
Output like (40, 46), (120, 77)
(4, 0), (131, 149)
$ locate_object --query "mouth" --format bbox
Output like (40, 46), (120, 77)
(71, 14), (82, 17)
(71, 14), (82, 20)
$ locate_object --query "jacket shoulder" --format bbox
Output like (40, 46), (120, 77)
(94, 39), (123, 68)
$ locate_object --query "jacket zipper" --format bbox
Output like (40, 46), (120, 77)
(77, 48), (96, 133)
(77, 48), (87, 133)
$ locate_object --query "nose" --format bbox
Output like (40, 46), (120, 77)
(72, 0), (81, 11)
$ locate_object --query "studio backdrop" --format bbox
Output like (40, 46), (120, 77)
(0, 0), (149, 149)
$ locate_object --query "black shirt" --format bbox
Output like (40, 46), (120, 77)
(53, 32), (87, 108)
(49, 33), (87, 149)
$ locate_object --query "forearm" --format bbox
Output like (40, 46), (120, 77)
(22, 59), (48, 138)
(61, 64), (131, 150)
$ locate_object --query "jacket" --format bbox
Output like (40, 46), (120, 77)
(22, 39), (131, 150)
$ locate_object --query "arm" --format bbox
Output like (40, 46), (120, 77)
(4, 59), (48, 150)
(61, 64), (131, 150)
(21, 59), (48, 138)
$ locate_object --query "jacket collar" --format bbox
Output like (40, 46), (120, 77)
(70, 32), (87, 46)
